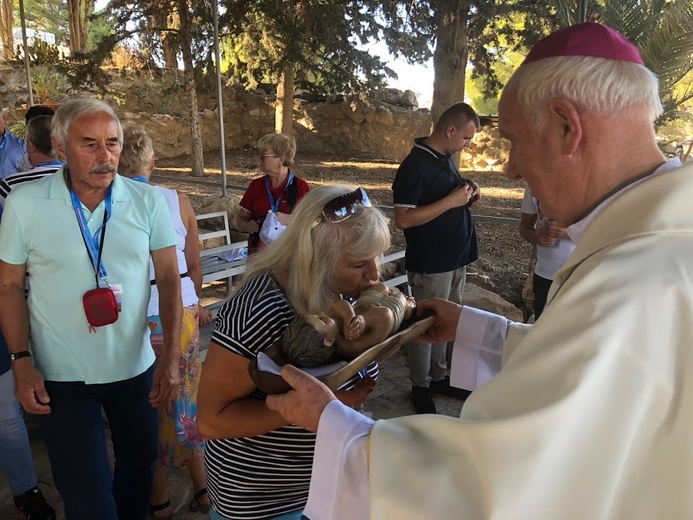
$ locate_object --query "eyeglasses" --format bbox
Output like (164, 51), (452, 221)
(317, 187), (371, 224)
(259, 153), (277, 160)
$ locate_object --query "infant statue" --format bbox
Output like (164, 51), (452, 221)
(280, 282), (416, 368)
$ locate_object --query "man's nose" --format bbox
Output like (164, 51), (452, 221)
(95, 143), (111, 162)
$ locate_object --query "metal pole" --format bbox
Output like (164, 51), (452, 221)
(212, 0), (227, 197)
(19, 0), (33, 106)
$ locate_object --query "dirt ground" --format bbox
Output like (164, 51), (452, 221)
(153, 147), (533, 310)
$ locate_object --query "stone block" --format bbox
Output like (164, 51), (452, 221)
(463, 283), (523, 322)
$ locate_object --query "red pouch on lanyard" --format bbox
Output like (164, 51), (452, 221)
(82, 287), (119, 327)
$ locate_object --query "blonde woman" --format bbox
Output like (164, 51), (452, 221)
(198, 185), (387, 520)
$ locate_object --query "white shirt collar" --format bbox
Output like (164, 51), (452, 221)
(567, 159), (683, 244)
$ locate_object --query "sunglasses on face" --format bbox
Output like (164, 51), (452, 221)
(317, 187), (372, 224)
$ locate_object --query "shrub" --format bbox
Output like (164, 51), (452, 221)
(31, 68), (70, 104)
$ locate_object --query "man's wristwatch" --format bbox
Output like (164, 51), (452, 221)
(8, 351), (31, 365)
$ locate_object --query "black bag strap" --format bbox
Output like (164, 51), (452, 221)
(286, 177), (299, 212)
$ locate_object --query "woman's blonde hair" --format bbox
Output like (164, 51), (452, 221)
(241, 185), (391, 314)
(258, 133), (297, 167)
(119, 121), (154, 177)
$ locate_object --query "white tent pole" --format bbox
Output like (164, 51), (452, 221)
(211, 0), (227, 197)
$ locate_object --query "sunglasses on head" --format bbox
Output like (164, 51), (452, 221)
(317, 187), (372, 224)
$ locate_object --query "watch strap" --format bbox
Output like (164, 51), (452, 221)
(8, 351), (31, 365)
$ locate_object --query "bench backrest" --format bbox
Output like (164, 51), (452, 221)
(196, 211), (232, 250)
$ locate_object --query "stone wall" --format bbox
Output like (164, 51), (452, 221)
(121, 89), (434, 163)
(460, 125), (510, 172)
(0, 63), (504, 168)
(122, 92), (511, 169)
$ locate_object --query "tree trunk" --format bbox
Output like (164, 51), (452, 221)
(161, 10), (180, 69)
(430, 0), (469, 123)
(67, 0), (89, 53)
(275, 67), (295, 135)
(0, 0), (13, 60)
(178, 0), (204, 177)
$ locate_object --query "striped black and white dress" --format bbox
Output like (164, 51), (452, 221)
(205, 273), (378, 520)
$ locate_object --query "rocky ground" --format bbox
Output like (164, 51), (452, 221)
(153, 147), (533, 311)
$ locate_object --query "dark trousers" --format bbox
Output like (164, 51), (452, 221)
(533, 274), (554, 320)
(42, 364), (158, 520)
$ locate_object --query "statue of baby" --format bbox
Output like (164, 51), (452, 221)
(280, 282), (416, 368)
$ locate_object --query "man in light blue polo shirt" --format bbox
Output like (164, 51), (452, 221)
(0, 107), (27, 179)
(0, 98), (183, 520)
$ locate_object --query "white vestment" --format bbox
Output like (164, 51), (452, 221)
(306, 162), (693, 520)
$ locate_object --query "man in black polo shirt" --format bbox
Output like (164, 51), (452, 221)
(392, 103), (480, 414)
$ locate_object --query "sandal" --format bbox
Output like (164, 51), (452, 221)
(189, 488), (210, 514)
(149, 500), (173, 520)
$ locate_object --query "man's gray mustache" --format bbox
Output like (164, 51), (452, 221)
(88, 164), (117, 174)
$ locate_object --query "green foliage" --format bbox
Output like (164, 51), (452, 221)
(31, 67), (70, 103)
(14, 38), (63, 65)
(464, 13), (542, 113)
(9, 120), (26, 140)
(371, 1), (563, 99)
(220, 1), (395, 96)
(553, 0), (693, 124)
(19, 0), (68, 45)
(88, 6), (116, 53)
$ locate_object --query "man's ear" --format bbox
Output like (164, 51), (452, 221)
(323, 335), (336, 347)
(548, 98), (582, 155)
(52, 137), (67, 161)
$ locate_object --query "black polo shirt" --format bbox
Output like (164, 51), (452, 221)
(392, 139), (478, 274)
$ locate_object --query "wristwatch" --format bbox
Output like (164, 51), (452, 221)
(8, 351), (31, 365)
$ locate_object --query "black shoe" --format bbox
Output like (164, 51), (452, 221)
(14, 487), (56, 520)
(430, 376), (472, 400)
(410, 386), (436, 414)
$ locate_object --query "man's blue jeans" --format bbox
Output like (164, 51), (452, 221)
(0, 369), (38, 496)
(43, 364), (158, 520)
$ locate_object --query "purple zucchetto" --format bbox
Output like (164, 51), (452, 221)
(524, 22), (644, 66)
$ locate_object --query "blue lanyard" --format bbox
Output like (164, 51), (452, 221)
(265, 172), (294, 213)
(130, 176), (149, 183)
(68, 172), (113, 285)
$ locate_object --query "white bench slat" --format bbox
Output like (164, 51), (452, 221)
(197, 211), (243, 295)
(378, 250), (405, 265)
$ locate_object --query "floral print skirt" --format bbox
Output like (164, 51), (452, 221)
(148, 303), (205, 468)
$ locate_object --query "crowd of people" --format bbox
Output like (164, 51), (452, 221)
(0, 20), (690, 520)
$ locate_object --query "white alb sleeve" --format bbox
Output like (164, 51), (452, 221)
(305, 400), (375, 520)
(449, 306), (511, 390)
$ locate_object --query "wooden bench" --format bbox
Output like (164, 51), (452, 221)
(197, 211), (247, 297)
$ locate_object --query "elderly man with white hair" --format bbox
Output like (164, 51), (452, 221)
(265, 23), (692, 520)
(0, 98), (182, 520)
